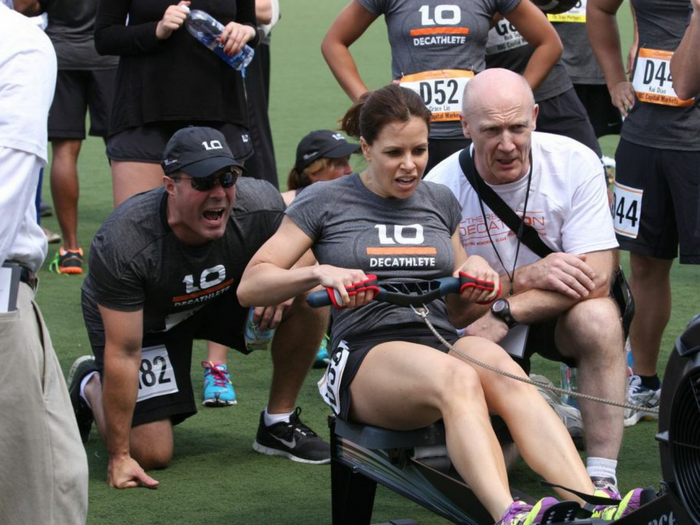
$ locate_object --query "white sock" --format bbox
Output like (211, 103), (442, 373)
(263, 408), (294, 427)
(587, 457), (618, 485)
(79, 371), (98, 410)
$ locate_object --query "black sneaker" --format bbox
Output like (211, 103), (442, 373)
(253, 407), (330, 464)
(67, 355), (98, 443)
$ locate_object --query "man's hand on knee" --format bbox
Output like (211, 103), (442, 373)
(515, 253), (596, 299)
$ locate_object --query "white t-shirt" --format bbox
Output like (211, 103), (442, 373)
(0, 5), (57, 271)
(425, 132), (618, 273)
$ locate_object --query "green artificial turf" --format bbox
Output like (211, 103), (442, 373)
(34, 1), (697, 523)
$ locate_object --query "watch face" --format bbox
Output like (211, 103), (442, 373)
(492, 299), (507, 313)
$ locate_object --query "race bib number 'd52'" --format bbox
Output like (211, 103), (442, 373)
(400, 70), (474, 122)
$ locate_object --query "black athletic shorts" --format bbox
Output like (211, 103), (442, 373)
(425, 136), (471, 176)
(83, 290), (249, 427)
(106, 121), (254, 164)
(536, 88), (602, 157)
(614, 139), (700, 264)
(321, 324), (459, 422)
(48, 68), (117, 140)
(573, 84), (622, 139)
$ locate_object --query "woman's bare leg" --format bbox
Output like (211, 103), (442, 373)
(349, 341), (513, 521)
(111, 161), (164, 208)
(452, 337), (594, 503)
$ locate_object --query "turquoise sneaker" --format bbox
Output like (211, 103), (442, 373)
(312, 334), (331, 369)
(202, 361), (236, 407)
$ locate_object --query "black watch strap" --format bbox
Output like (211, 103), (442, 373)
(491, 298), (518, 329)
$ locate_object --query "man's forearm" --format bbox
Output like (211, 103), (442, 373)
(102, 345), (141, 459)
(672, 8), (700, 99)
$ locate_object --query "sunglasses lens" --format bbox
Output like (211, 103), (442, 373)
(189, 170), (240, 191)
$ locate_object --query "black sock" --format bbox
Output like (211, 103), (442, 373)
(638, 374), (661, 390)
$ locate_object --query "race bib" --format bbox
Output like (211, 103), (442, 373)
(547, 0), (585, 22)
(137, 345), (179, 402)
(612, 181), (643, 239)
(317, 341), (350, 415)
(400, 70), (474, 122)
(633, 48), (695, 107)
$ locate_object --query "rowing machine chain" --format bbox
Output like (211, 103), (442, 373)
(410, 304), (660, 415)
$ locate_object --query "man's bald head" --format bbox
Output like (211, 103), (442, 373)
(459, 69), (539, 185)
(462, 69), (535, 121)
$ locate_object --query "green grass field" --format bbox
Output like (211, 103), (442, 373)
(34, 1), (699, 523)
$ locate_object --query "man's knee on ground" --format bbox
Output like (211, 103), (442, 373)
(129, 421), (174, 470)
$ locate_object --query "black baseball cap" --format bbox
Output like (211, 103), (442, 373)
(161, 126), (245, 178)
(294, 130), (361, 172)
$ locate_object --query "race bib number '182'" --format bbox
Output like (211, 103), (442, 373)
(400, 70), (474, 122)
(137, 345), (179, 402)
(612, 181), (643, 239)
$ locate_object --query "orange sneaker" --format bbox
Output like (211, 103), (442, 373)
(49, 247), (83, 275)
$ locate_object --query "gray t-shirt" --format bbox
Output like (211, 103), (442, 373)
(286, 174), (461, 346)
(45, 0), (118, 70)
(358, 0), (520, 139)
(82, 178), (284, 336)
(550, 0), (606, 85)
(485, 20), (572, 101)
(623, 0), (700, 150)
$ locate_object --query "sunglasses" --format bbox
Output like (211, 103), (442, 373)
(173, 168), (242, 191)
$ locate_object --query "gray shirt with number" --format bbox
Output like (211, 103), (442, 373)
(81, 179), (284, 337)
(286, 173), (461, 346)
(358, 0), (520, 139)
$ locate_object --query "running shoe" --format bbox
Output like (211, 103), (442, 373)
(591, 476), (620, 499)
(312, 334), (331, 369)
(49, 246), (83, 275)
(624, 375), (661, 427)
(590, 488), (643, 519)
(496, 497), (559, 525)
(42, 227), (61, 244)
(202, 361), (236, 406)
(253, 407), (330, 464)
(531, 374), (584, 440)
(39, 201), (53, 217)
(67, 355), (98, 443)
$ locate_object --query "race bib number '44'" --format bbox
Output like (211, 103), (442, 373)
(137, 345), (179, 402)
(612, 181), (643, 239)
(400, 70), (474, 122)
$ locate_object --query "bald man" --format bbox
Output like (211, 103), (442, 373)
(425, 68), (629, 496)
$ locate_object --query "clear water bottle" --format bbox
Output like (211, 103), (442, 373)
(560, 363), (578, 408)
(244, 307), (275, 352)
(183, 8), (254, 72)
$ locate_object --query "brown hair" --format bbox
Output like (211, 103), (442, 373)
(286, 158), (328, 190)
(340, 85), (431, 145)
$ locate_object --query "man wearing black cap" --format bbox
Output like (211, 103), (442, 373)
(68, 126), (330, 489)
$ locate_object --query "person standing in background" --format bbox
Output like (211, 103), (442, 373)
(0, 3), (89, 523)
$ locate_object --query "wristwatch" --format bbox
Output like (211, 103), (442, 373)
(491, 298), (518, 329)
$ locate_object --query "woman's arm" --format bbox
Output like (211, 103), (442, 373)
(587, 0), (636, 116)
(95, 0), (190, 56)
(446, 231), (500, 327)
(321, 0), (379, 102)
(504, 0), (563, 91)
(238, 216), (372, 308)
(672, 1), (700, 100)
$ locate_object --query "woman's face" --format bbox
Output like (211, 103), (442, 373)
(361, 116), (429, 199)
(309, 156), (354, 183)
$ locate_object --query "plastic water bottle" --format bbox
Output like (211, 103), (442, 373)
(560, 363), (578, 408)
(183, 8), (254, 72)
(624, 337), (634, 376)
(244, 308), (274, 352)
